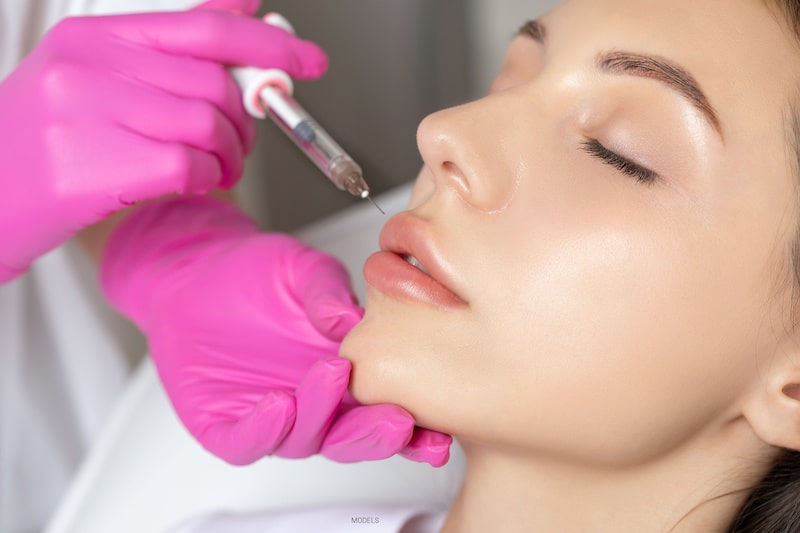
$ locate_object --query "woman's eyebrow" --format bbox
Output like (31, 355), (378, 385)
(516, 20), (723, 140)
(517, 20), (546, 44)
(597, 51), (723, 139)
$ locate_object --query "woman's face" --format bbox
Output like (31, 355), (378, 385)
(341, 0), (800, 465)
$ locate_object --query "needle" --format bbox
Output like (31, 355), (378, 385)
(365, 194), (385, 215)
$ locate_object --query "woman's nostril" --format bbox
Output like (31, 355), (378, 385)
(442, 161), (471, 196)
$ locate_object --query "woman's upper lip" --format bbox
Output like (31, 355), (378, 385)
(378, 212), (466, 303)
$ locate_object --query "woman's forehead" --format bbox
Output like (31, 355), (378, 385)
(542, 0), (795, 64)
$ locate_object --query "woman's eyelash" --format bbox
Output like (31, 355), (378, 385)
(580, 139), (657, 184)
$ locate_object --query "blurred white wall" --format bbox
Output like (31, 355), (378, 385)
(240, 0), (560, 230)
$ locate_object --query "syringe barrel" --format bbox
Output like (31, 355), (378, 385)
(261, 89), (364, 195)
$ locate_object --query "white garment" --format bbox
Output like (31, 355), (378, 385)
(0, 2), (193, 532)
(172, 505), (447, 533)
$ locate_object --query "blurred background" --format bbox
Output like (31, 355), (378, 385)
(240, 0), (560, 230)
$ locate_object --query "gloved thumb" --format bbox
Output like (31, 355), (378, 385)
(292, 245), (364, 342)
(306, 280), (364, 343)
(191, 0), (262, 15)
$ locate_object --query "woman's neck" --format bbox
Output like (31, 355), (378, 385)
(439, 424), (774, 533)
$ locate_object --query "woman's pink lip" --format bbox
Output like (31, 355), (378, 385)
(363, 213), (467, 308)
(363, 251), (466, 308)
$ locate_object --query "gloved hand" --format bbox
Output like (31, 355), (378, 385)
(0, 0), (326, 283)
(100, 196), (452, 467)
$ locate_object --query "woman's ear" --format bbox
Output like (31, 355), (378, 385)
(742, 339), (800, 450)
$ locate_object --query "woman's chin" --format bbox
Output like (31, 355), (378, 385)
(338, 317), (387, 406)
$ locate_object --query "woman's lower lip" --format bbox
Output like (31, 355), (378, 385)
(363, 251), (466, 308)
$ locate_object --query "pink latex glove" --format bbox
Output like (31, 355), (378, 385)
(0, 0), (326, 283)
(100, 196), (452, 467)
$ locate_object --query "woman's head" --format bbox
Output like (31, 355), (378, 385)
(341, 0), (800, 469)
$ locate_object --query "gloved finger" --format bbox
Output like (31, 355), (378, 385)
(109, 82), (245, 189)
(276, 356), (350, 458)
(121, 138), (223, 200)
(398, 428), (453, 468)
(320, 404), (415, 463)
(198, 389), (296, 466)
(191, 0), (262, 16)
(292, 246), (363, 342)
(52, 66), (235, 195)
(108, 11), (328, 80)
(56, 126), (222, 210)
(105, 47), (256, 154)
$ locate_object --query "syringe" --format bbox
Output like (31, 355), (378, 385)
(230, 14), (383, 214)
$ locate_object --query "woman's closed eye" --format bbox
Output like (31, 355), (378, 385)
(581, 139), (658, 184)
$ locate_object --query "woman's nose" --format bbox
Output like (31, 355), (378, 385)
(416, 99), (518, 213)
